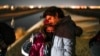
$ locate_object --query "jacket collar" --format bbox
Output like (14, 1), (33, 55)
(55, 15), (71, 27)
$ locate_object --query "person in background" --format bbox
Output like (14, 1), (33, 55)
(89, 31), (100, 56)
(15, 27), (26, 40)
(89, 20), (100, 56)
(42, 6), (83, 56)
(0, 22), (15, 56)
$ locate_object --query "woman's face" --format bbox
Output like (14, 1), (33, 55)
(45, 26), (54, 41)
(46, 26), (54, 33)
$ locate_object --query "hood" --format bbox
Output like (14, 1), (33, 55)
(61, 15), (72, 24)
(55, 15), (83, 38)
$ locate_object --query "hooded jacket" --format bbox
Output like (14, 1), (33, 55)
(51, 16), (82, 56)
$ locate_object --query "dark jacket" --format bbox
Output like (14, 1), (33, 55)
(55, 15), (82, 38)
(89, 31), (100, 47)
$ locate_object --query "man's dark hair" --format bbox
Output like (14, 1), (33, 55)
(43, 6), (65, 18)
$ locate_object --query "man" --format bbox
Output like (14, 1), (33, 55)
(42, 6), (83, 56)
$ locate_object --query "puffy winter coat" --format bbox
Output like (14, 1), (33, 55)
(51, 16), (82, 56)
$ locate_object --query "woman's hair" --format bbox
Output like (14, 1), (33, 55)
(41, 25), (54, 42)
(41, 25), (54, 34)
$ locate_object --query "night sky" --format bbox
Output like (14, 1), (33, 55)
(0, 0), (100, 6)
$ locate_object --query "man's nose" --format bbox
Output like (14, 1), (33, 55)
(44, 19), (49, 25)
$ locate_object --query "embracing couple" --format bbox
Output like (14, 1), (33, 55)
(22, 6), (83, 56)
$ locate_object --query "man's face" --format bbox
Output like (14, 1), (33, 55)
(45, 15), (59, 26)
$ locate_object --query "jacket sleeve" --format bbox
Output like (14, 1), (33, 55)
(67, 15), (83, 37)
(63, 38), (72, 56)
(21, 34), (34, 56)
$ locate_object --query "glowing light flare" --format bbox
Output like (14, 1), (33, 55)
(89, 6), (100, 9)
(29, 5), (35, 9)
(11, 5), (14, 10)
(3, 5), (9, 8)
(70, 6), (80, 9)
(70, 6), (88, 9)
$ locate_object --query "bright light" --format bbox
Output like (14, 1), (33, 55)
(29, 5), (35, 9)
(11, 5), (14, 10)
(70, 6), (80, 9)
(3, 5), (9, 8)
(80, 6), (87, 9)
(69, 6), (87, 9)
(89, 6), (100, 9)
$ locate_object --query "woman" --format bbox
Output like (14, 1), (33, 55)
(21, 25), (54, 56)
(29, 25), (54, 56)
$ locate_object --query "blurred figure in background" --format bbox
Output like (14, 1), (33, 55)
(0, 22), (15, 56)
(89, 20), (100, 56)
(15, 27), (26, 40)
(89, 31), (100, 56)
